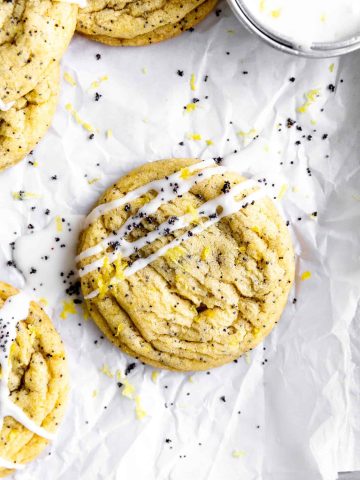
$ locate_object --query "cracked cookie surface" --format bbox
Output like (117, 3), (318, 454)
(77, 158), (295, 371)
(0, 0), (77, 105)
(77, 0), (217, 46)
(0, 282), (69, 478)
(0, 62), (60, 172)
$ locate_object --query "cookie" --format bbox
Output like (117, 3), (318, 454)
(77, 158), (295, 371)
(0, 282), (68, 477)
(0, 0), (77, 107)
(0, 62), (60, 172)
(76, 0), (217, 46)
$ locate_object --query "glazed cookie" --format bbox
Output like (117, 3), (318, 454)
(0, 62), (60, 172)
(0, 282), (68, 477)
(76, 0), (217, 46)
(77, 158), (295, 371)
(0, 0), (77, 107)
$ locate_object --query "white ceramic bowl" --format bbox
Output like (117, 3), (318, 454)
(227, 0), (360, 58)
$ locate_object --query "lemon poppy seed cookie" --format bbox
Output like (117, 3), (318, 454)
(77, 158), (295, 371)
(76, 0), (217, 46)
(0, 62), (60, 172)
(0, 0), (77, 107)
(0, 282), (69, 477)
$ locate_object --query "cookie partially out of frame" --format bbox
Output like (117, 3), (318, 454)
(0, 62), (60, 172)
(0, 282), (69, 478)
(0, 0), (77, 106)
(76, 0), (217, 46)
(77, 158), (295, 371)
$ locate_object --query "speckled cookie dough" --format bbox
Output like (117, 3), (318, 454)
(0, 282), (69, 478)
(0, 62), (60, 172)
(0, 0), (77, 105)
(77, 158), (295, 371)
(76, 0), (217, 46)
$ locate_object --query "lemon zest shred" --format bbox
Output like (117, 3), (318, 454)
(185, 103), (197, 112)
(229, 336), (240, 347)
(27, 324), (37, 338)
(180, 167), (192, 179)
(64, 72), (76, 86)
(117, 371), (148, 419)
(190, 73), (196, 91)
(165, 246), (186, 262)
(100, 364), (114, 378)
(238, 128), (257, 137)
(297, 89), (321, 113)
(97, 276), (108, 300)
(65, 102), (95, 132)
(151, 371), (159, 383)
(60, 299), (76, 320)
(232, 450), (246, 458)
(114, 256), (128, 281)
(201, 246), (210, 261)
(116, 323), (124, 336)
(252, 326), (260, 337)
(55, 216), (63, 232)
(122, 379), (135, 399)
(135, 395), (147, 420)
(90, 75), (109, 89)
(87, 177), (100, 185)
(12, 191), (41, 200)
(204, 309), (216, 319)
(142, 343), (152, 353)
(185, 205), (199, 220)
(277, 183), (288, 200)
(270, 9), (281, 18)
(301, 271), (311, 281)
(187, 133), (202, 141)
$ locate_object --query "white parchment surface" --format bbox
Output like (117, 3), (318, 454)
(0, 2), (359, 479)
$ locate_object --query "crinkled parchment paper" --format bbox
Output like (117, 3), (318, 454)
(0, 2), (359, 479)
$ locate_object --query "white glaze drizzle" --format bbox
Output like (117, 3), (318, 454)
(82, 175), (265, 300)
(0, 100), (15, 112)
(0, 292), (54, 470)
(79, 178), (257, 278)
(0, 456), (25, 470)
(77, 161), (227, 262)
(81, 159), (217, 231)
